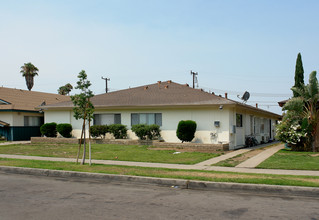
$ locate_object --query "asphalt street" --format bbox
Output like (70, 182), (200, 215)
(1, 172), (319, 220)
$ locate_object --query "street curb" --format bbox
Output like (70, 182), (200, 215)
(1, 166), (319, 197)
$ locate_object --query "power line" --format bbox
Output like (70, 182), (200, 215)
(200, 86), (291, 97)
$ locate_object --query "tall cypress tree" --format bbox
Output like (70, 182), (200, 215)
(293, 53), (304, 97)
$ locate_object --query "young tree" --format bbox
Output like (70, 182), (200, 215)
(20, 62), (39, 91)
(293, 53), (304, 97)
(70, 70), (94, 164)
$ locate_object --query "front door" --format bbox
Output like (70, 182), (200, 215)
(235, 114), (244, 147)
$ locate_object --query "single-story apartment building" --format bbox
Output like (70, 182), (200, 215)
(0, 87), (70, 141)
(42, 81), (281, 150)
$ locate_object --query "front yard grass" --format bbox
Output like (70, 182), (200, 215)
(1, 158), (319, 188)
(257, 149), (319, 170)
(0, 143), (220, 165)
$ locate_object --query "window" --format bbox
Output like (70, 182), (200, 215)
(93, 114), (121, 125)
(131, 113), (162, 126)
(24, 116), (42, 126)
(254, 117), (260, 134)
(236, 114), (243, 127)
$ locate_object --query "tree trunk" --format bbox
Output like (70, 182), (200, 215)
(89, 119), (92, 166)
(25, 75), (34, 91)
(81, 123), (86, 165)
(76, 120), (85, 163)
(314, 123), (319, 152)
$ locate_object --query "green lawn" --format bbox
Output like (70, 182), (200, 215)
(258, 149), (319, 170)
(0, 143), (219, 165)
(1, 158), (319, 187)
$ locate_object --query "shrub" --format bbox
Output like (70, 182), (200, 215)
(176, 120), (197, 143)
(40, 122), (57, 137)
(131, 124), (149, 140)
(131, 124), (161, 140)
(56, 123), (73, 138)
(90, 125), (108, 138)
(148, 124), (161, 140)
(108, 124), (127, 139)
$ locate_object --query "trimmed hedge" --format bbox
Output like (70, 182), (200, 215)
(56, 123), (73, 138)
(131, 124), (161, 140)
(40, 122), (57, 137)
(90, 125), (108, 138)
(176, 120), (197, 143)
(108, 124), (127, 139)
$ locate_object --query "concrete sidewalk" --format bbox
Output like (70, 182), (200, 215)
(235, 144), (284, 168)
(1, 150), (319, 176)
(0, 141), (31, 146)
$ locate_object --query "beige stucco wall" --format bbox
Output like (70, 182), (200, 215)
(0, 112), (13, 125)
(233, 107), (278, 148)
(0, 112), (43, 126)
(45, 107), (233, 145)
(44, 106), (279, 150)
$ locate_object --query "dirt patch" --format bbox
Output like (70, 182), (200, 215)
(310, 154), (319, 157)
(230, 148), (265, 163)
(213, 147), (271, 167)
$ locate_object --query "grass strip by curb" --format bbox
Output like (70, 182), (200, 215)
(0, 143), (220, 165)
(1, 158), (319, 188)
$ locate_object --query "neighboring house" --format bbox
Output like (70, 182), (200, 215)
(0, 87), (70, 141)
(42, 81), (281, 150)
(278, 99), (289, 107)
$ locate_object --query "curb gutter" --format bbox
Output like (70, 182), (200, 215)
(1, 166), (319, 197)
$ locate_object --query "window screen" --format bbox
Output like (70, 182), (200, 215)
(93, 114), (121, 125)
(131, 113), (162, 126)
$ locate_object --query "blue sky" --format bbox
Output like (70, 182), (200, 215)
(1, 0), (319, 114)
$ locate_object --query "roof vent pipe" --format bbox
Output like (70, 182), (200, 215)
(144, 86), (149, 90)
(157, 81), (161, 84)
(225, 93), (228, 99)
(256, 103), (258, 108)
(167, 80), (172, 84)
(164, 85), (169, 89)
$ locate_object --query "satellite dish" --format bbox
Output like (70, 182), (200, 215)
(237, 91), (250, 103)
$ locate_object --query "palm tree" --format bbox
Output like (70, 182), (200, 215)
(284, 71), (319, 152)
(58, 83), (73, 95)
(20, 62), (39, 91)
(64, 83), (73, 95)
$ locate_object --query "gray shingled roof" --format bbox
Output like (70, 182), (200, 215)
(42, 80), (281, 118)
(0, 87), (70, 112)
(43, 81), (234, 108)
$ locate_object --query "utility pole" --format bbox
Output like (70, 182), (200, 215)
(101, 77), (110, 93)
(190, 70), (198, 88)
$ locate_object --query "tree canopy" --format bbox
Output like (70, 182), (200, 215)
(58, 83), (73, 95)
(293, 53), (304, 97)
(71, 71), (94, 121)
(278, 71), (319, 151)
